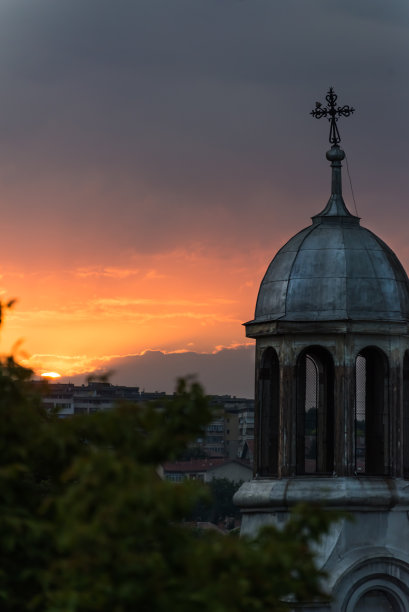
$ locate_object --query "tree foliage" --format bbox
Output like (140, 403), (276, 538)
(190, 478), (243, 525)
(0, 357), (337, 611)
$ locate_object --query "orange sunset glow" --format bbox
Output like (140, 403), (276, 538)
(0, 3), (408, 396)
(0, 248), (264, 388)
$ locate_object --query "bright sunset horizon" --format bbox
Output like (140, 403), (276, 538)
(0, 2), (408, 397)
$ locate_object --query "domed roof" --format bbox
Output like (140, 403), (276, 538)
(255, 146), (409, 323)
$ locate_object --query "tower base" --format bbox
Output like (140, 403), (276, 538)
(234, 477), (409, 611)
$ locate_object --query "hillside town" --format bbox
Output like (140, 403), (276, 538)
(33, 380), (255, 487)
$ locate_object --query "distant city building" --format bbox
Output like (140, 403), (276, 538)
(161, 458), (252, 484)
(202, 396), (254, 461)
(33, 381), (254, 466)
(32, 381), (168, 417)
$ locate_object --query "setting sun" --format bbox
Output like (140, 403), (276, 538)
(41, 372), (61, 379)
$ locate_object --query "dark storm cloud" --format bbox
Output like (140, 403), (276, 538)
(0, 1), (407, 262)
(63, 345), (255, 397)
(330, 0), (409, 24)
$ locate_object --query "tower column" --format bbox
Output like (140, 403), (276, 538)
(333, 361), (346, 476)
(280, 361), (296, 477)
(390, 353), (401, 477)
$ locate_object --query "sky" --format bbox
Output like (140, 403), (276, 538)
(0, 0), (408, 396)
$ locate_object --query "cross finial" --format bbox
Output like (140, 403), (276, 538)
(310, 87), (354, 145)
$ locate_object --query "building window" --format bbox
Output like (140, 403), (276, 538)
(355, 347), (389, 475)
(165, 473), (184, 482)
(296, 346), (334, 474)
(257, 347), (279, 477)
(74, 407), (88, 415)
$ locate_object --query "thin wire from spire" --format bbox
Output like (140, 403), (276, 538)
(345, 153), (359, 217)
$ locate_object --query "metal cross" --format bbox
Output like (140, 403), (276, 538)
(310, 87), (354, 146)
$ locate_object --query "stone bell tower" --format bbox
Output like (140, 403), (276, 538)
(235, 89), (409, 610)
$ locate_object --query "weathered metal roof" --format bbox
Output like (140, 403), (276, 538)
(255, 219), (409, 322)
(254, 145), (409, 323)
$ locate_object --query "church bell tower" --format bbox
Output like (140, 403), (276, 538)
(235, 89), (409, 610)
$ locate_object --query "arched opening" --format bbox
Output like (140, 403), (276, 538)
(355, 347), (389, 475)
(257, 347), (279, 476)
(403, 351), (409, 478)
(296, 346), (334, 474)
(336, 559), (409, 612)
(354, 588), (403, 611)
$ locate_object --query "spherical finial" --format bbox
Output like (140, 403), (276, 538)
(326, 146), (345, 162)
